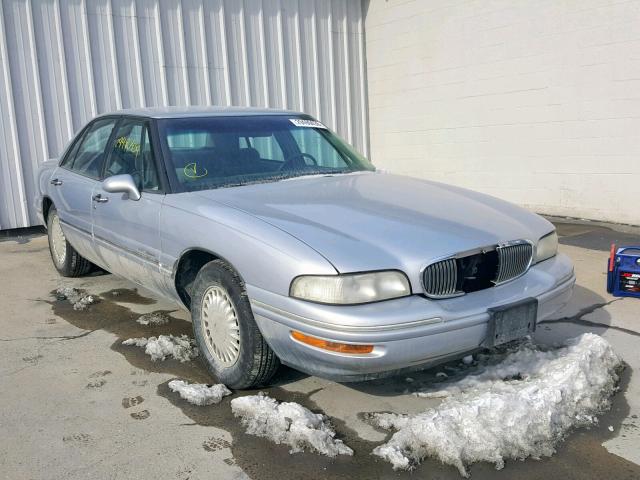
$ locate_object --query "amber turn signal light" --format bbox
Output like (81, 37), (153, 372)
(291, 330), (374, 354)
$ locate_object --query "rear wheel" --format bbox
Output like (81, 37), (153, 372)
(47, 206), (92, 277)
(191, 259), (280, 389)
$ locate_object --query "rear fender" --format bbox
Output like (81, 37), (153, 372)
(35, 159), (60, 225)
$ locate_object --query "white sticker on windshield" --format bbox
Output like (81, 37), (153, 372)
(289, 118), (327, 129)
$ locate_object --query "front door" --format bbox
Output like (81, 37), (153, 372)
(91, 118), (166, 293)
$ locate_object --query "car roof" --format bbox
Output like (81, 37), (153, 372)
(97, 106), (305, 119)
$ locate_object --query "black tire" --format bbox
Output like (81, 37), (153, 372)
(191, 259), (280, 389)
(46, 206), (92, 277)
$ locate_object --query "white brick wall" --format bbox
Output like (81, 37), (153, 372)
(365, 0), (640, 225)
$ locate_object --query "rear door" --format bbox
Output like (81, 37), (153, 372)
(91, 118), (166, 292)
(50, 117), (118, 263)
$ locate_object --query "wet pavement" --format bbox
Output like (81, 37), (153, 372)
(0, 221), (639, 479)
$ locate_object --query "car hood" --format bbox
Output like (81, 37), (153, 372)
(192, 172), (553, 275)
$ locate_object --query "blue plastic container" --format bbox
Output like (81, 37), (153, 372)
(607, 245), (640, 298)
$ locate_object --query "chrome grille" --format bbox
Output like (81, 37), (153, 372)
(422, 258), (458, 297)
(423, 240), (533, 299)
(495, 242), (533, 284)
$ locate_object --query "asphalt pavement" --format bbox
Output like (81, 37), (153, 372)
(0, 221), (638, 479)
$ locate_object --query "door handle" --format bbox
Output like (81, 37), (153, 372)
(92, 194), (109, 203)
(50, 178), (63, 186)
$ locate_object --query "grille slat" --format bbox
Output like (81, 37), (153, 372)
(450, 259), (458, 295)
(509, 246), (517, 280)
(503, 247), (511, 282)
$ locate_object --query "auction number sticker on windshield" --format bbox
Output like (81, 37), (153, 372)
(289, 118), (327, 129)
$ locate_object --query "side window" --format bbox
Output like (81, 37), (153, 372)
(60, 129), (85, 168)
(104, 120), (160, 192)
(70, 119), (116, 178)
(69, 119), (116, 178)
(240, 135), (284, 161)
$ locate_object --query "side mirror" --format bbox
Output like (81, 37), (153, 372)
(102, 174), (141, 201)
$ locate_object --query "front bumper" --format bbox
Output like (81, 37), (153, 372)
(248, 253), (575, 382)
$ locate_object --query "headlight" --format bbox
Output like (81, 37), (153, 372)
(536, 231), (558, 263)
(290, 271), (411, 304)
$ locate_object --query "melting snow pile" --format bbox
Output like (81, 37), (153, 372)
(56, 287), (96, 311)
(231, 393), (353, 457)
(370, 333), (622, 476)
(122, 335), (198, 362)
(168, 379), (231, 406)
(136, 312), (170, 326)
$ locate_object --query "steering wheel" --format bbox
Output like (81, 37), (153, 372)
(278, 153), (318, 171)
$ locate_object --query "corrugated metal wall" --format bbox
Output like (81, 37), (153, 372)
(0, 0), (368, 230)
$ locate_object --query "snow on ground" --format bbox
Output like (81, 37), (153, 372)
(122, 335), (198, 362)
(168, 380), (231, 406)
(55, 287), (96, 311)
(231, 393), (353, 457)
(370, 333), (622, 476)
(136, 312), (170, 326)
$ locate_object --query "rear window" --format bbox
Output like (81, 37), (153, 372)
(167, 131), (214, 149)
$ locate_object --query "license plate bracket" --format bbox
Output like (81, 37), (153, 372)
(482, 298), (538, 348)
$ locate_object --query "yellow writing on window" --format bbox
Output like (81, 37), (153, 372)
(183, 162), (208, 179)
(115, 136), (141, 155)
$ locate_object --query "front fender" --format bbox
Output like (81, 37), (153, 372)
(160, 194), (338, 297)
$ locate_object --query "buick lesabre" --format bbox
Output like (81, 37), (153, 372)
(36, 107), (575, 388)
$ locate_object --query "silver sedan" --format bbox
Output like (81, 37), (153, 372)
(36, 107), (575, 388)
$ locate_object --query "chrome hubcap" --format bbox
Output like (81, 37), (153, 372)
(201, 285), (241, 367)
(50, 214), (67, 265)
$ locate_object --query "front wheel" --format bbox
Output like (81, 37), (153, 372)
(191, 260), (280, 389)
(47, 206), (92, 277)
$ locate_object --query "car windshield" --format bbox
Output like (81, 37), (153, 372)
(156, 115), (375, 192)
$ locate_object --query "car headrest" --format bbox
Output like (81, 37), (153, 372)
(238, 147), (260, 163)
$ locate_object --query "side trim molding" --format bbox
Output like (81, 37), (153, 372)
(59, 219), (91, 238)
(250, 299), (442, 333)
(60, 218), (160, 267)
